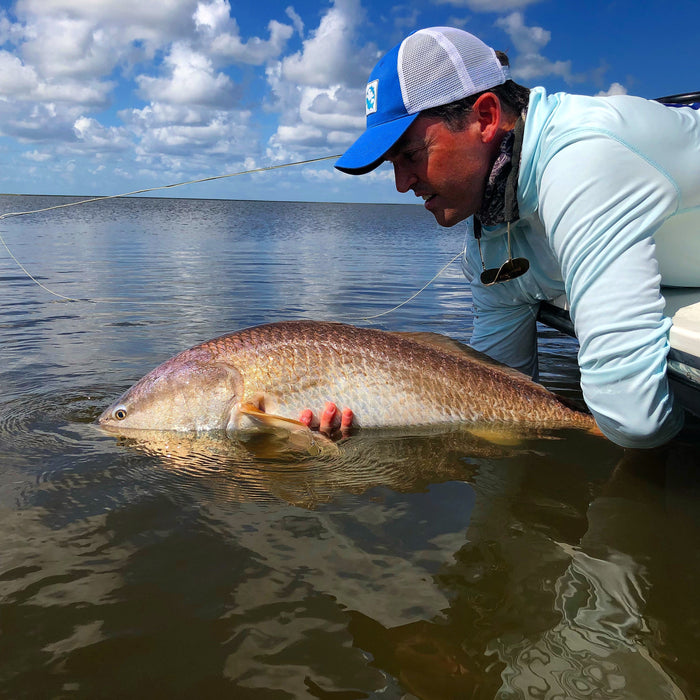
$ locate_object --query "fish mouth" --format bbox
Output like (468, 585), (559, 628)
(96, 402), (137, 434)
(96, 404), (122, 428)
(95, 417), (127, 434)
(95, 423), (159, 438)
(95, 409), (112, 428)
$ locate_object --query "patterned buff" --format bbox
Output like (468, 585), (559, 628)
(476, 109), (527, 227)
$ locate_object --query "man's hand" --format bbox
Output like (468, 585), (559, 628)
(299, 402), (354, 438)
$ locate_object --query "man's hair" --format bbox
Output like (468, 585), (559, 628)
(421, 51), (530, 131)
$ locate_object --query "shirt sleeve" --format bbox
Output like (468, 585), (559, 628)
(538, 136), (685, 447)
(462, 230), (540, 380)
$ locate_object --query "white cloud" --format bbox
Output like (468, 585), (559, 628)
(125, 104), (257, 161)
(0, 0), (200, 118)
(0, 13), (12, 43)
(210, 19), (293, 64)
(496, 12), (581, 83)
(265, 0), (376, 164)
(0, 98), (87, 143)
(285, 7), (304, 38)
(193, 0), (230, 32)
(301, 88), (365, 131)
(0, 0), (378, 191)
(597, 82), (628, 97)
(121, 102), (212, 128)
(73, 116), (131, 152)
(0, 0), (280, 177)
(391, 6), (420, 31)
(0, 49), (113, 107)
(434, 0), (541, 10)
(23, 149), (51, 162)
(16, 0), (198, 41)
(36, 80), (114, 107)
(137, 43), (234, 107)
(195, 0), (294, 65)
(280, 0), (370, 87)
(14, 0), (199, 82)
(273, 123), (325, 146)
(21, 16), (117, 79)
(0, 50), (38, 95)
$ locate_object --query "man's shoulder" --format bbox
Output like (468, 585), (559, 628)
(528, 86), (698, 145)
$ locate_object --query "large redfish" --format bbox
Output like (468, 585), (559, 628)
(97, 320), (598, 437)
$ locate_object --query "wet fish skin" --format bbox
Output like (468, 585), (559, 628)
(98, 320), (597, 434)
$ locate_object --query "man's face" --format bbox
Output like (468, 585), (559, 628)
(385, 114), (492, 227)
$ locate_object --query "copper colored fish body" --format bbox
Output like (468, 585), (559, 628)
(98, 320), (596, 435)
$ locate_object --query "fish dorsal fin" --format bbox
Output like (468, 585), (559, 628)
(390, 331), (532, 381)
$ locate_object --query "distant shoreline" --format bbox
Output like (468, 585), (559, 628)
(0, 193), (422, 207)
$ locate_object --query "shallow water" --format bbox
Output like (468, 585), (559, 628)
(1, 195), (699, 698)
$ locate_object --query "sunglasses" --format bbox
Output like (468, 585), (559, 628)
(474, 218), (530, 286)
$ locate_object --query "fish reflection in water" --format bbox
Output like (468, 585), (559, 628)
(104, 422), (689, 698)
(107, 425), (512, 508)
(2, 390), (693, 697)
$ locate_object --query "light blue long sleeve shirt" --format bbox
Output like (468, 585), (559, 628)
(462, 87), (700, 448)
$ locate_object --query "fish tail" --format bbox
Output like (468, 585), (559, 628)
(587, 424), (605, 438)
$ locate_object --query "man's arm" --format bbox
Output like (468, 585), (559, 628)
(462, 224), (541, 380)
(539, 137), (685, 447)
(468, 292), (540, 379)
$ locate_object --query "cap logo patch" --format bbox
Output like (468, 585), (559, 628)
(365, 80), (378, 115)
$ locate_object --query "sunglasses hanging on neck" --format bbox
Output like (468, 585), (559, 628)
(473, 114), (530, 286)
(473, 217), (530, 286)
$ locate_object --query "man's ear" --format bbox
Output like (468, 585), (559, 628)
(472, 92), (502, 144)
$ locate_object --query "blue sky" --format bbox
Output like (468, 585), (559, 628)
(0, 0), (697, 204)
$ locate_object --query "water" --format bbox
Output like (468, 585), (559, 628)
(1, 195), (699, 699)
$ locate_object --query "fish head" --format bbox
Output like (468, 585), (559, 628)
(98, 347), (242, 433)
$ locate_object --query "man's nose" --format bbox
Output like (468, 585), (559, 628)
(393, 163), (416, 193)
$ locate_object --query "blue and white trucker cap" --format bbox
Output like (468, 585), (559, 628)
(335, 27), (510, 175)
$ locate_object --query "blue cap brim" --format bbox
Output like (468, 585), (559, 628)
(334, 112), (419, 175)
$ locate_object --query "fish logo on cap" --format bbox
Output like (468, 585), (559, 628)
(365, 80), (378, 115)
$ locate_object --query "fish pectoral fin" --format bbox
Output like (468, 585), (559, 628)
(237, 403), (339, 455)
(238, 402), (307, 430)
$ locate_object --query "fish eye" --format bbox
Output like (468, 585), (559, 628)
(113, 406), (128, 421)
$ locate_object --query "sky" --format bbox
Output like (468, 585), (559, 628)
(0, 0), (697, 204)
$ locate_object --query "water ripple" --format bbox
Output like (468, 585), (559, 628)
(0, 389), (104, 454)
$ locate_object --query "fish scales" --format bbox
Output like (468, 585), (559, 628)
(227, 321), (567, 427)
(98, 320), (596, 433)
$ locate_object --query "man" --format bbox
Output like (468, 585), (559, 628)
(305, 26), (700, 448)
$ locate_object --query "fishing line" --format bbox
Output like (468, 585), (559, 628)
(0, 155), (342, 305)
(355, 248), (466, 322)
(0, 154), (341, 222)
(0, 153), (466, 316)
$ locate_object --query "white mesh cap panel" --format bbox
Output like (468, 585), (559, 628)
(398, 27), (509, 115)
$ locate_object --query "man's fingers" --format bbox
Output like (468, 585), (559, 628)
(298, 403), (354, 439)
(340, 408), (354, 436)
(299, 408), (314, 428)
(319, 402), (339, 435)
